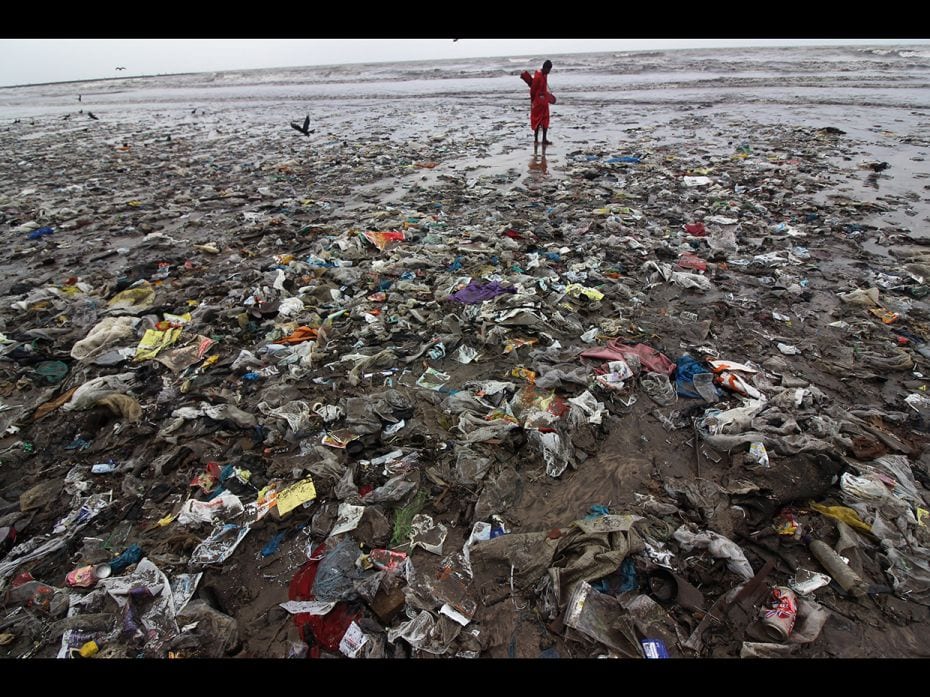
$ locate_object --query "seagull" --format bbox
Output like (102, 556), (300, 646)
(290, 115), (314, 136)
(115, 66), (126, 71)
(87, 112), (99, 120)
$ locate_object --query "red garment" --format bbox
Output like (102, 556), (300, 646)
(288, 544), (361, 656)
(530, 70), (550, 130)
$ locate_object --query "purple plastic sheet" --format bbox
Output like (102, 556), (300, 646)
(448, 280), (516, 304)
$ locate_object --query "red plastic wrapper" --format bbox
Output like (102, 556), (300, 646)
(677, 253), (707, 272)
(581, 341), (676, 376)
(683, 222), (707, 236)
(369, 549), (408, 574)
(288, 544), (361, 656)
(190, 461), (222, 492)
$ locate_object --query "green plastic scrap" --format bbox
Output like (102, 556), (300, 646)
(390, 489), (429, 549)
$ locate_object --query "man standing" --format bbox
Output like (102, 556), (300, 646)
(530, 60), (555, 146)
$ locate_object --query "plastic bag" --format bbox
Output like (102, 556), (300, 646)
(189, 524), (250, 567)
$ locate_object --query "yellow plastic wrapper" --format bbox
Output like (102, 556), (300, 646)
(276, 477), (317, 516)
(564, 284), (605, 302)
(503, 337), (537, 354)
(133, 313), (191, 362)
(809, 501), (872, 534)
(107, 283), (155, 312)
(917, 507), (929, 527)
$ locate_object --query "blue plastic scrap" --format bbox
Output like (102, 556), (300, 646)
(28, 226), (54, 240)
(261, 530), (287, 557)
(584, 505), (611, 520)
(108, 544), (144, 574)
(641, 639), (669, 658)
(675, 354), (714, 399)
(617, 557), (638, 593)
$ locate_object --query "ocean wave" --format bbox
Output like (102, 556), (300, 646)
(858, 47), (930, 60)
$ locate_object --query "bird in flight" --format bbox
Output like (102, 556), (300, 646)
(290, 115), (314, 136)
(115, 66), (126, 71)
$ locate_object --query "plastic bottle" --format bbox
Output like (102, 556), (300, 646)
(809, 539), (868, 598)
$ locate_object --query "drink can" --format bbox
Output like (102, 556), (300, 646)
(65, 563), (112, 588)
(761, 586), (798, 642)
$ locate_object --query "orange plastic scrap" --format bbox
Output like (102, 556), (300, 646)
(708, 359), (758, 374)
(362, 231), (406, 251)
(809, 501), (872, 534)
(869, 307), (899, 324)
(32, 386), (79, 421)
(511, 367), (537, 384)
(279, 326), (318, 345)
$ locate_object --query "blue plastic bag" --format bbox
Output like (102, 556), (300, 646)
(675, 354), (715, 399)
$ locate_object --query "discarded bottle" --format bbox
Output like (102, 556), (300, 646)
(692, 372), (719, 402)
(809, 539), (868, 598)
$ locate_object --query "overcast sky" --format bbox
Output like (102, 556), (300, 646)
(1, 38), (928, 88)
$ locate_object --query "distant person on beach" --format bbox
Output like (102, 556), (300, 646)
(530, 60), (555, 146)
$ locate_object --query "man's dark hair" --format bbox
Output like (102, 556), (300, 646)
(543, 60), (553, 72)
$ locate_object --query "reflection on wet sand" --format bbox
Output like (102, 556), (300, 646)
(529, 143), (548, 175)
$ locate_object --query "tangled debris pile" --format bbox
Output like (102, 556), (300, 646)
(2, 86), (930, 659)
